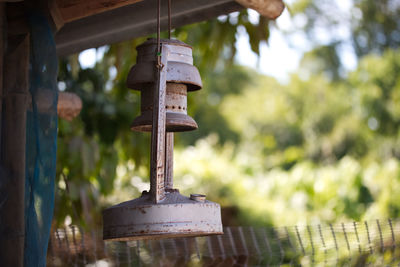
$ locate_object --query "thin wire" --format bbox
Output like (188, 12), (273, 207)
(168, 0), (172, 39)
(157, 0), (161, 56)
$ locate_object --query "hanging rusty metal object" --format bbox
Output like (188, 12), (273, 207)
(128, 39), (201, 132)
(102, 39), (223, 241)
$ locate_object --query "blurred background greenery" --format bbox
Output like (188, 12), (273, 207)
(55, 0), (400, 233)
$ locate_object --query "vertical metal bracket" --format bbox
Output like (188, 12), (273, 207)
(149, 44), (169, 203)
(165, 132), (174, 190)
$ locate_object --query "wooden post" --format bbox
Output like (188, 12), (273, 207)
(0, 13), (30, 267)
(0, 3), (4, 162)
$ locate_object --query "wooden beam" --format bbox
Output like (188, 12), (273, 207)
(235, 0), (284, 20)
(55, 0), (143, 23)
(56, 0), (244, 56)
(51, 0), (283, 55)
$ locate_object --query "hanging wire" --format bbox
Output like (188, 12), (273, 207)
(156, 0), (172, 64)
(157, 0), (172, 49)
(157, 0), (161, 62)
(168, 0), (172, 39)
(156, 0), (172, 66)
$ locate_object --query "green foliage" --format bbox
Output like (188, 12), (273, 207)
(349, 49), (400, 137)
(172, 49), (400, 227)
(174, 10), (272, 70)
(287, 0), (400, 80)
(175, 141), (400, 226)
(352, 0), (400, 57)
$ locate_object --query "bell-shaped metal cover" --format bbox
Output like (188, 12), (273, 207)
(131, 83), (198, 132)
(127, 38), (202, 91)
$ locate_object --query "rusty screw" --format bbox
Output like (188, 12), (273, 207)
(190, 194), (206, 202)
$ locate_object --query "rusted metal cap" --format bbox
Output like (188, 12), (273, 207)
(127, 38), (202, 91)
(131, 112), (198, 132)
(103, 191), (223, 241)
(131, 83), (198, 132)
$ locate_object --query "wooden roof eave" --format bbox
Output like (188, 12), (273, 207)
(55, 0), (244, 56)
(3, 0), (284, 56)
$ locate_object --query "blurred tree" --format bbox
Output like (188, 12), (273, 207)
(288, 0), (400, 79)
(176, 49), (400, 225)
(352, 0), (400, 57)
(348, 49), (400, 157)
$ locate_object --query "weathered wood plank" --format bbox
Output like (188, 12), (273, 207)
(0, 3), (4, 161)
(0, 31), (29, 267)
(5, 2), (29, 35)
(55, 0), (143, 23)
(55, 0), (244, 56)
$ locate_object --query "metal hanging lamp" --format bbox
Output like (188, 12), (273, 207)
(128, 38), (201, 132)
(103, 0), (223, 241)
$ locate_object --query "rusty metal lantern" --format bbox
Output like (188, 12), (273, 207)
(128, 39), (201, 132)
(102, 38), (223, 241)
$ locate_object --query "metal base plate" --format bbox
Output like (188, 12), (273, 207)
(103, 191), (223, 241)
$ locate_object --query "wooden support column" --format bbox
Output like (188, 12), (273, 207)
(0, 3), (4, 162)
(0, 11), (29, 266)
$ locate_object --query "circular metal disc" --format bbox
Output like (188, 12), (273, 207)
(103, 191), (223, 241)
